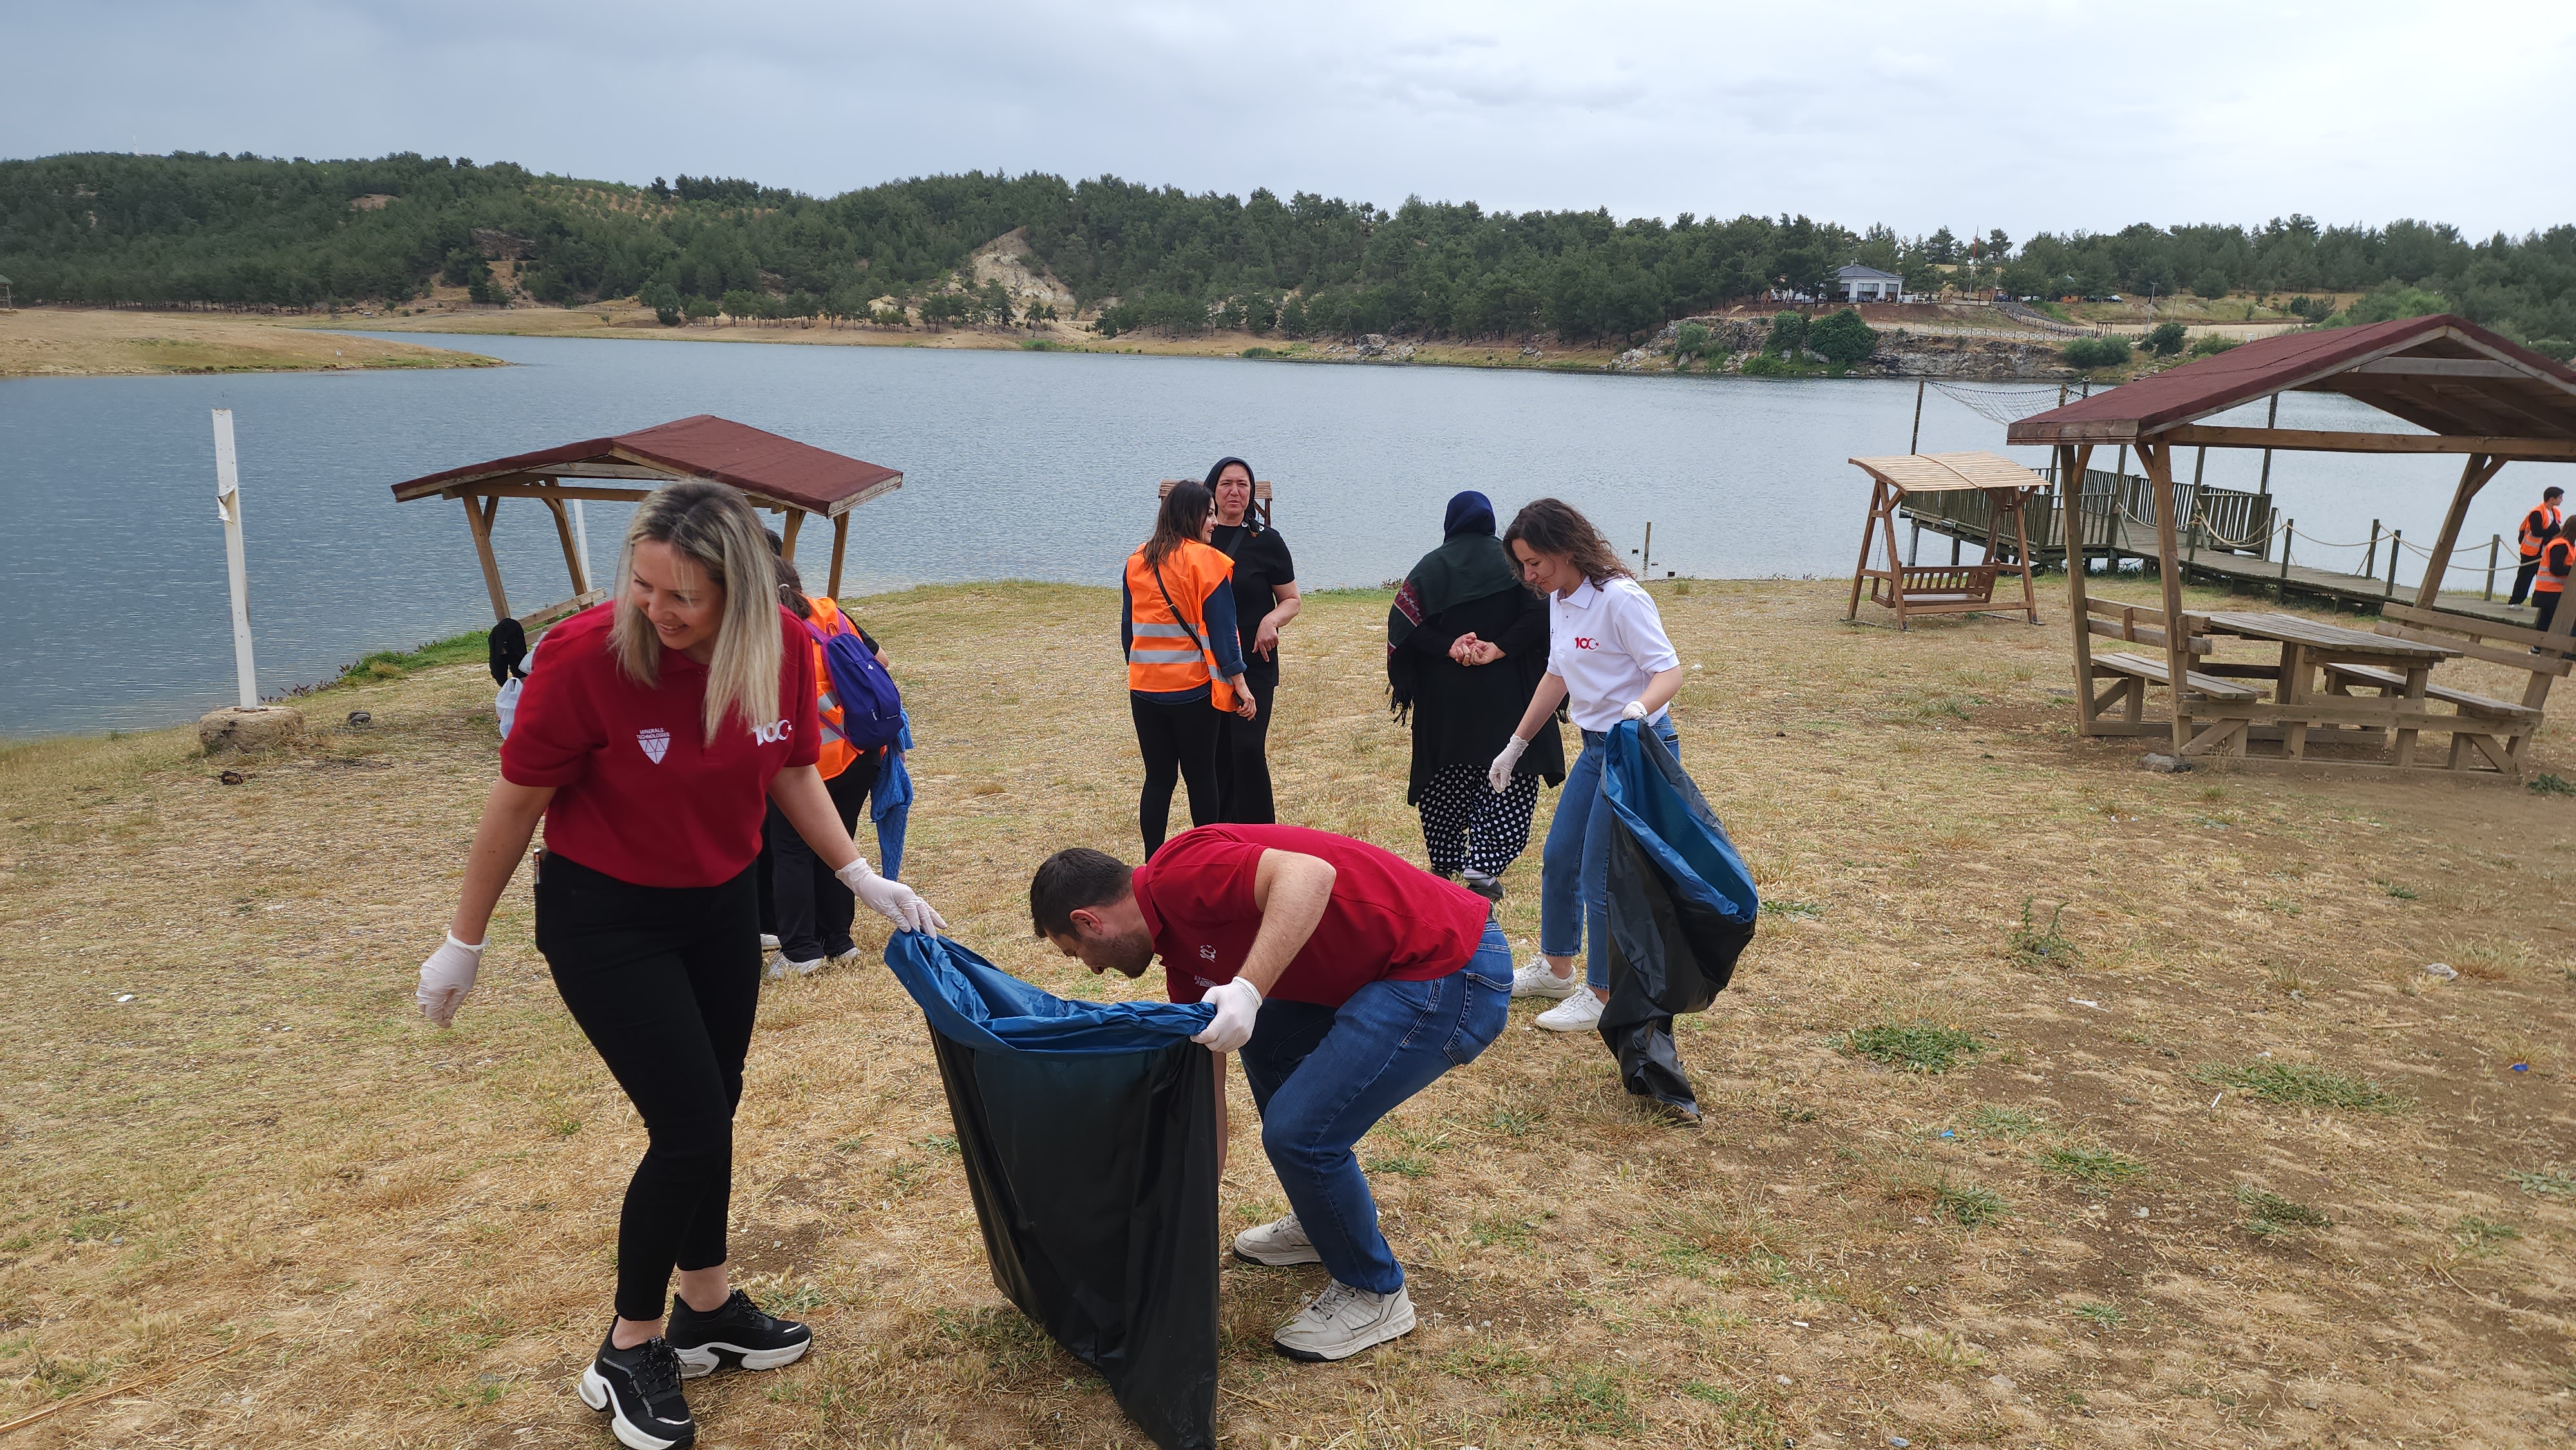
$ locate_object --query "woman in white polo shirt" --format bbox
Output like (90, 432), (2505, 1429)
(1486, 498), (1686, 1033)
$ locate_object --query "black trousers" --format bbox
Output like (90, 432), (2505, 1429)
(764, 753), (880, 963)
(2512, 558), (2543, 606)
(536, 852), (761, 1323)
(1216, 674), (1278, 825)
(2537, 591), (2562, 636)
(1132, 693), (1222, 858)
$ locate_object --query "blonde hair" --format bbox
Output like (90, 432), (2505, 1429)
(609, 482), (783, 743)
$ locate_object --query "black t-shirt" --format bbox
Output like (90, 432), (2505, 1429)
(1210, 523), (1296, 679)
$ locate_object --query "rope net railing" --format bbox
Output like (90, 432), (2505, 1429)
(1926, 382), (2070, 426)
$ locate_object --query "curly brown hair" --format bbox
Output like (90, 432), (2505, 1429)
(1502, 498), (1630, 588)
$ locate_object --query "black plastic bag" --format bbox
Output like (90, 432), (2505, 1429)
(1595, 722), (1760, 1116)
(891, 934), (1220, 1450)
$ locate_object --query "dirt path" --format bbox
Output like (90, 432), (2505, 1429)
(1, 579), (2569, 1447)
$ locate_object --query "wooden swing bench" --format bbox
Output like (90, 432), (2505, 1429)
(1844, 453), (2043, 629)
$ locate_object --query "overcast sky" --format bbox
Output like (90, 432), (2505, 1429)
(10, 0), (2570, 240)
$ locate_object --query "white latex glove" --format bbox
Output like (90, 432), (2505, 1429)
(1620, 699), (1649, 721)
(417, 934), (484, 1028)
(1487, 735), (1530, 793)
(1192, 976), (1262, 1052)
(837, 857), (947, 935)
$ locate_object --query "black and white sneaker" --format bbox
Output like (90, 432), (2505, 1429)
(666, 1290), (813, 1378)
(578, 1332), (694, 1450)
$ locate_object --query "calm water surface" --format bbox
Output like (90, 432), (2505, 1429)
(1, 332), (2553, 735)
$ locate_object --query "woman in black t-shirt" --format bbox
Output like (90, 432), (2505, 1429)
(1204, 456), (1300, 823)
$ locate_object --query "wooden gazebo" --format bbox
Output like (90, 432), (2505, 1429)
(2006, 315), (2576, 776)
(1844, 451), (2043, 628)
(390, 415), (902, 630)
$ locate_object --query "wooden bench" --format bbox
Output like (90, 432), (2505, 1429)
(2087, 650), (2260, 735)
(2321, 659), (2540, 774)
(1873, 564), (1998, 608)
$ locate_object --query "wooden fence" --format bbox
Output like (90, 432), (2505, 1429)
(1898, 470), (2275, 565)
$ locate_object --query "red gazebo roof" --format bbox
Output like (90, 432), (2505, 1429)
(390, 415), (903, 516)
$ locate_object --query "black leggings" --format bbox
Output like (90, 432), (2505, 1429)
(765, 752), (879, 963)
(1217, 674), (1277, 825)
(536, 851), (761, 1323)
(1132, 692), (1222, 858)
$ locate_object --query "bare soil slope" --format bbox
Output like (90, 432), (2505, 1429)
(2, 579), (2570, 1448)
(0, 308), (498, 379)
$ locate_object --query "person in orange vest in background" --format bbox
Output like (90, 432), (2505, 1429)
(2509, 485), (2564, 607)
(1124, 481), (1256, 859)
(2533, 522), (2574, 639)
(762, 547), (889, 977)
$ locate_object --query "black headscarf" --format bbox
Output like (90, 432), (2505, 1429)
(1387, 491), (1525, 719)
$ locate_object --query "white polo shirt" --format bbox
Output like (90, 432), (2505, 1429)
(1546, 576), (1681, 731)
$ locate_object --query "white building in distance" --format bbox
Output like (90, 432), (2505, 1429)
(1835, 264), (1907, 303)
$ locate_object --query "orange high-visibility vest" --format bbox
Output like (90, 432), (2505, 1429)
(2520, 502), (2562, 560)
(806, 596), (861, 780)
(1124, 540), (1238, 711)
(2539, 539), (2574, 596)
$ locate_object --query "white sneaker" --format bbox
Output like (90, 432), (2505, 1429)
(1272, 1281), (1416, 1362)
(1533, 990), (1604, 1032)
(759, 934), (781, 952)
(825, 948), (865, 973)
(1233, 1214), (1321, 1266)
(1510, 958), (1578, 1001)
(766, 954), (822, 981)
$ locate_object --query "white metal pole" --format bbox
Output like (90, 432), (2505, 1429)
(212, 409), (258, 708)
(572, 499), (593, 592)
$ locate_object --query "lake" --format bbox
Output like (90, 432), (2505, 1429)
(0, 332), (2553, 735)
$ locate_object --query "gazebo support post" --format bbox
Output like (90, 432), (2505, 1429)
(828, 511), (851, 601)
(780, 508), (805, 561)
(462, 492), (511, 621)
(2137, 439), (2191, 754)
(2413, 453), (2504, 614)
(1846, 479), (1888, 621)
(2061, 444), (2099, 736)
(541, 493), (590, 595)
(2009, 489), (2040, 623)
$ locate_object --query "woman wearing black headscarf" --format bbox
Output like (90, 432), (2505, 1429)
(1388, 491), (1564, 899)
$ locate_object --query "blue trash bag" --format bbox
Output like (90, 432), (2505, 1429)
(1596, 720), (1760, 1116)
(884, 932), (1220, 1450)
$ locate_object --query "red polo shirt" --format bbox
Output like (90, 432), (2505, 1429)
(1133, 825), (1491, 1008)
(500, 602), (820, 889)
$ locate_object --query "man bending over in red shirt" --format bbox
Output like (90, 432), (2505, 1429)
(1030, 824), (1510, 1361)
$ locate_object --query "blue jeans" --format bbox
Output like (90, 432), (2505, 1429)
(1540, 721), (1680, 991)
(1235, 920), (1510, 1293)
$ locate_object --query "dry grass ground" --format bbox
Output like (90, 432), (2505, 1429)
(0, 308), (498, 379)
(4, 578), (2573, 1449)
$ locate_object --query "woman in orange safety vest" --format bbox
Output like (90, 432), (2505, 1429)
(2510, 485), (2565, 607)
(2533, 523), (2574, 639)
(1122, 481), (1256, 858)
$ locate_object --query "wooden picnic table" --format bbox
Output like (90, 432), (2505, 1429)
(2202, 611), (2461, 763)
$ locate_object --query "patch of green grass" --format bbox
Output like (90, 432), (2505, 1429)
(1019, 339), (1061, 351)
(1967, 1104), (2043, 1137)
(2526, 772), (2576, 796)
(2037, 1145), (2146, 1185)
(2072, 1302), (2123, 1328)
(2009, 896), (2081, 969)
(1681, 1381), (1779, 1433)
(1760, 898), (1824, 920)
(1776, 1101), (1819, 1124)
(334, 630), (488, 687)
(2375, 879), (2418, 899)
(2454, 1216), (2519, 1256)
(1937, 1182), (2007, 1227)
(1239, 346), (1274, 358)
(2235, 1183), (2330, 1236)
(2507, 1163), (2576, 1196)
(1365, 1153), (1434, 1179)
(1841, 1021), (1982, 1073)
(1486, 1104), (1547, 1138)
(1522, 1367), (1640, 1436)
(2199, 1060), (2412, 1113)
(1470, 1215), (1537, 1249)
(920, 1133), (959, 1155)
(1441, 1342), (1535, 1379)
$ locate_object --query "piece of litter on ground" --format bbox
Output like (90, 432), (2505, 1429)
(2511, 1062), (2530, 1072)
(1891, 1438), (1913, 1449)
(2422, 962), (2457, 980)
(2069, 998), (2103, 1010)
(2210, 1092), (2225, 1109)
(1938, 1129), (1956, 1138)
(115, 993), (136, 1003)
(1792, 1319), (1810, 1327)
(2134, 1207), (2149, 1218)
(1776, 1375), (1793, 1385)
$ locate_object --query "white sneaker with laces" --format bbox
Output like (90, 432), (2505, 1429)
(1272, 1281), (1417, 1361)
(1533, 990), (1605, 1032)
(1233, 1214), (1321, 1266)
(826, 948), (865, 973)
(1510, 959), (1578, 1001)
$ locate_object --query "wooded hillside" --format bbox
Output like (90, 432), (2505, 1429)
(4, 151), (2570, 350)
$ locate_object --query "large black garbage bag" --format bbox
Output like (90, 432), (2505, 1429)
(1596, 721), (1760, 1115)
(887, 932), (1220, 1450)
